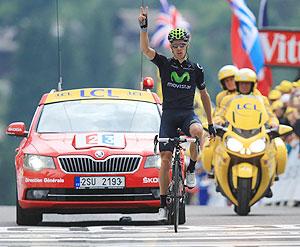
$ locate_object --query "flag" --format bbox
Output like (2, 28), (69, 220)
(258, 0), (273, 95)
(227, 0), (272, 96)
(150, 0), (190, 48)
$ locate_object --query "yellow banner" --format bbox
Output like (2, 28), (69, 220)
(44, 88), (156, 104)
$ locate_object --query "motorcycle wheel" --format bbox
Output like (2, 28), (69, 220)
(236, 177), (251, 216)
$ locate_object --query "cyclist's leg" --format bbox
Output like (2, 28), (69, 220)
(182, 111), (203, 188)
(182, 110), (203, 162)
(159, 111), (177, 207)
(159, 151), (172, 206)
(189, 122), (203, 162)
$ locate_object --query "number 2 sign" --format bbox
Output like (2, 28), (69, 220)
(74, 133), (125, 149)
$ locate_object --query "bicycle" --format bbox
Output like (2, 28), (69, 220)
(154, 129), (199, 233)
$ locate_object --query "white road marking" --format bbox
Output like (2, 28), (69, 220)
(1, 225), (300, 246)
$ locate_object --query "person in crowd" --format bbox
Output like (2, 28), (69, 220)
(268, 89), (282, 105)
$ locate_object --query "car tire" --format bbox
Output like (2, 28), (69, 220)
(179, 200), (186, 225)
(16, 200), (42, 226)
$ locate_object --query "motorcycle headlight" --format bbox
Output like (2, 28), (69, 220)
(144, 155), (161, 169)
(249, 138), (266, 153)
(24, 155), (56, 171)
(226, 137), (243, 152)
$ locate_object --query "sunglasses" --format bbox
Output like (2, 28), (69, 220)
(171, 43), (187, 49)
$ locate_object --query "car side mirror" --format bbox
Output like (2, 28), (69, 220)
(6, 122), (28, 137)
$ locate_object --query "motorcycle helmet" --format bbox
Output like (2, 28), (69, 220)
(234, 68), (257, 94)
(218, 65), (238, 90)
(168, 28), (190, 43)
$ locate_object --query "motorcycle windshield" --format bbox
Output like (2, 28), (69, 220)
(225, 95), (269, 130)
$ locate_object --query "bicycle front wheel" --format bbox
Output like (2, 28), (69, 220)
(173, 160), (180, 233)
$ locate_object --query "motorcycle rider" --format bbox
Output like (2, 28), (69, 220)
(215, 65), (238, 109)
(214, 68), (279, 128)
(213, 65), (238, 124)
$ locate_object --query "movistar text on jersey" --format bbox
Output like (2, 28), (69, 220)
(167, 82), (192, 89)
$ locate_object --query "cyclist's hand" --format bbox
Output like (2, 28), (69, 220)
(208, 124), (216, 138)
(138, 6), (148, 29)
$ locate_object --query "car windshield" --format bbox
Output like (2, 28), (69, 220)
(36, 99), (160, 133)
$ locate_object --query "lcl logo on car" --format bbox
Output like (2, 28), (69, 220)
(95, 151), (105, 159)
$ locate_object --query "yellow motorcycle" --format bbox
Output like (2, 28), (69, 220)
(202, 96), (292, 215)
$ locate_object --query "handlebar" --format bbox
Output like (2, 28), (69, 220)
(157, 136), (198, 144)
(154, 135), (199, 154)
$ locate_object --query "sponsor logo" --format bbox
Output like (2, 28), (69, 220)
(143, 177), (159, 184)
(95, 150), (105, 159)
(8, 127), (22, 132)
(259, 30), (300, 67)
(167, 82), (191, 90)
(236, 103), (258, 111)
(170, 71), (190, 83)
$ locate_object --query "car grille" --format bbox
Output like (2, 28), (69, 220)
(26, 188), (160, 201)
(58, 155), (142, 173)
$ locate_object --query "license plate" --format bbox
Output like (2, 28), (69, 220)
(75, 176), (125, 189)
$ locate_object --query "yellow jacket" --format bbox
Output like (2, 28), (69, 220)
(214, 92), (279, 127)
(215, 90), (235, 109)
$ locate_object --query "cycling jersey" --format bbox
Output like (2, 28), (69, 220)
(151, 52), (206, 110)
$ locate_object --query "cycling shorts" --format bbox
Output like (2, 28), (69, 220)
(159, 109), (201, 152)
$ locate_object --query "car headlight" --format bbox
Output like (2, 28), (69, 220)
(144, 155), (161, 169)
(24, 155), (56, 171)
(249, 138), (266, 153)
(226, 137), (243, 152)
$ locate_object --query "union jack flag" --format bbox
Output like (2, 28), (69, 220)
(150, 0), (190, 48)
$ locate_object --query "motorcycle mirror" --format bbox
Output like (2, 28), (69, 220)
(278, 124), (293, 136)
(267, 124), (293, 140)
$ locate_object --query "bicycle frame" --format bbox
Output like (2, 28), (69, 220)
(154, 134), (198, 232)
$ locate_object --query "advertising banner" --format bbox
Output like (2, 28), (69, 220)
(259, 30), (300, 67)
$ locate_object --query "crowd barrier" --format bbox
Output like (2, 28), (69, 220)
(263, 141), (300, 206)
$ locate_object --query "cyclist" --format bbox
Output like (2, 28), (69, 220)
(138, 6), (216, 219)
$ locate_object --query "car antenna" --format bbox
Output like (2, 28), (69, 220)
(56, 0), (63, 91)
(139, 0), (145, 90)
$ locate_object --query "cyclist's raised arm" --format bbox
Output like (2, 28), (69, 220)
(138, 6), (155, 60)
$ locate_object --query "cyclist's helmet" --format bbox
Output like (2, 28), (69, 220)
(168, 28), (190, 43)
(218, 65), (238, 90)
(234, 68), (257, 94)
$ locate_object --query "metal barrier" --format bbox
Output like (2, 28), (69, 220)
(263, 141), (300, 206)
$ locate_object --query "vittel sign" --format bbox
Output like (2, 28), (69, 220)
(259, 30), (300, 67)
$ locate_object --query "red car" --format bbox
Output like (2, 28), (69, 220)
(6, 87), (162, 225)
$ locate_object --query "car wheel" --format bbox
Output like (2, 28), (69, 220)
(16, 200), (42, 226)
(179, 200), (186, 225)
